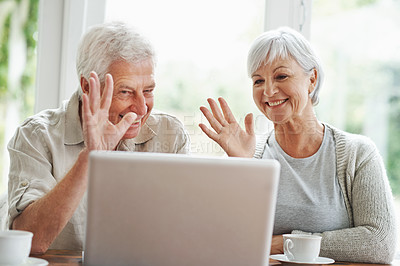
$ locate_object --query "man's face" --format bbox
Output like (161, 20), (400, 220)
(107, 59), (155, 140)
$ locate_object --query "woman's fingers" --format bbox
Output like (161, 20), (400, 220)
(207, 98), (228, 127)
(200, 97), (242, 135)
(200, 106), (222, 133)
(244, 113), (254, 135)
(199, 123), (219, 143)
(218, 97), (237, 124)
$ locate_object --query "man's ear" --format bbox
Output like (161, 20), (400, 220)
(80, 76), (89, 94)
(308, 68), (318, 94)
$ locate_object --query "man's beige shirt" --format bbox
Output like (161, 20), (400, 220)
(7, 91), (190, 250)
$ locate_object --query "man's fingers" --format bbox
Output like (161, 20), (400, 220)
(81, 93), (91, 126)
(89, 72), (100, 113)
(115, 112), (138, 136)
(101, 74), (114, 111)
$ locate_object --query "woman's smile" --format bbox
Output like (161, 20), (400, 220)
(267, 99), (288, 107)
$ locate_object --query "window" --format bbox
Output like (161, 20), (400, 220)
(0, 0), (105, 195)
(311, 0), (400, 249)
(311, 0), (400, 194)
(105, 0), (265, 155)
(0, 0), (39, 194)
(2, 3), (399, 243)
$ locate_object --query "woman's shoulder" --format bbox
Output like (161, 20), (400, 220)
(325, 123), (373, 143)
(324, 123), (379, 159)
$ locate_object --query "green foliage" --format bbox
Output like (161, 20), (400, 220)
(313, 0), (379, 16)
(20, 0), (39, 118)
(388, 100), (400, 194)
(0, 104), (4, 193)
(313, 0), (400, 195)
(387, 67), (400, 195)
(0, 0), (38, 194)
(0, 14), (11, 99)
(0, 0), (38, 110)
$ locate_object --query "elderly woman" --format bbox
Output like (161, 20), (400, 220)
(199, 27), (397, 264)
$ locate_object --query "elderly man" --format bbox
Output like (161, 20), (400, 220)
(7, 22), (190, 254)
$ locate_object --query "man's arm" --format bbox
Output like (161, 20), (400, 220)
(12, 73), (136, 254)
(12, 148), (89, 254)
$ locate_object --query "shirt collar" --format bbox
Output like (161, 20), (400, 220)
(64, 91), (84, 145)
(118, 114), (157, 150)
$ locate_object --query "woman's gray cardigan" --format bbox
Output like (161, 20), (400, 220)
(254, 123), (397, 264)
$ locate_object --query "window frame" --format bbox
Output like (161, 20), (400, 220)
(35, 0), (105, 113)
(264, 0), (312, 38)
(34, 0), (311, 112)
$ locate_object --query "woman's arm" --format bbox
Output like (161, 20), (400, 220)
(293, 148), (397, 263)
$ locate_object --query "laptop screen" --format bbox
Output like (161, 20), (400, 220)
(84, 151), (280, 266)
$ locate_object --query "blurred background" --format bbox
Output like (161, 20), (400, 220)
(0, 0), (399, 246)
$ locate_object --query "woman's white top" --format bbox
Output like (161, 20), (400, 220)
(262, 126), (350, 234)
(254, 123), (397, 264)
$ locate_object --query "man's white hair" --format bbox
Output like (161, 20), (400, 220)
(76, 21), (155, 87)
(247, 27), (324, 105)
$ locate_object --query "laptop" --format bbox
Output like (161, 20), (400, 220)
(84, 151), (280, 266)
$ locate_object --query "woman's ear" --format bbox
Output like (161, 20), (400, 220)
(80, 76), (89, 94)
(308, 68), (318, 94)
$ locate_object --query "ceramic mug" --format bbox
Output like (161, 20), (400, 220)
(283, 234), (322, 262)
(0, 230), (33, 265)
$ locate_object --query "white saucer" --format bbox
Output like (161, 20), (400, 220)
(18, 257), (49, 266)
(270, 254), (335, 265)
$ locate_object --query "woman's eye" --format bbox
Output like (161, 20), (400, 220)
(276, 75), (288, 80)
(254, 79), (264, 85)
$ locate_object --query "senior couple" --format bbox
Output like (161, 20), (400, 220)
(7, 22), (396, 263)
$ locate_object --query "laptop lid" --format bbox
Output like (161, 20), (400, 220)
(84, 151), (280, 266)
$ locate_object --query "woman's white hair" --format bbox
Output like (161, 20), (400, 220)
(76, 21), (155, 88)
(247, 27), (324, 105)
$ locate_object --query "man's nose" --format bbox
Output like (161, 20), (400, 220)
(130, 94), (147, 116)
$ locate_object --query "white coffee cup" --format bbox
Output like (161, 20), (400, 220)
(0, 230), (33, 265)
(283, 234), (322, 262)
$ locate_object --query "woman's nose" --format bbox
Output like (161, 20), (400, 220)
(263, 82), (278, 97)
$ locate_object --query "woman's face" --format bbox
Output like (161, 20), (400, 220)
(251, 57), (316, 125)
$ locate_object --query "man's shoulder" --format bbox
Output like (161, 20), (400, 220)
(146, 109), (185, 130)
(10, 102), (69, 148)
(20, 93), (77, 130)
(19, 104), (66, 130)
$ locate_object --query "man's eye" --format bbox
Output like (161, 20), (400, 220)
(120, 90), (133, 96)
(116, 90), (133, 99)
